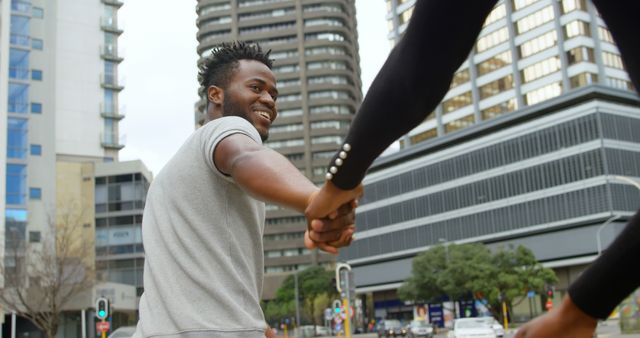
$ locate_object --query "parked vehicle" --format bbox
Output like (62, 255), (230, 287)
(450, 318), (497, 338)
(479, 317), (505, 337)
(107, 326), (136, 338)
(377, 319), (407, 337)
(406, 320), (434, 338)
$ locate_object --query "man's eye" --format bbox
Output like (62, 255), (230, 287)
(250, 85), (260, 92)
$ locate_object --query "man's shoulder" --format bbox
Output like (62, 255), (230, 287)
(199, 116), (261, 145)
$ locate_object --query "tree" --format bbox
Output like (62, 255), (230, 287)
(471, 245), (558, 321)
(399, 243), (557, 322)
(0, 205), (96, 338)
(263, 266), (338, 326)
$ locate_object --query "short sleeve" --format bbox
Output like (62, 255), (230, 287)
(200, 116), (263, 181)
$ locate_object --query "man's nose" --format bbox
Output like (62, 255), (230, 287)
(259, 92), (275, 108)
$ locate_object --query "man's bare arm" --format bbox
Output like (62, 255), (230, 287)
(215, 133), (317, 213)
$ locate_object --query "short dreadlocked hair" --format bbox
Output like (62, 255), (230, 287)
(198, 41), (273, 99)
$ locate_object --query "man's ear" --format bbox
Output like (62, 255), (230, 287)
(207, 85), (223, 105)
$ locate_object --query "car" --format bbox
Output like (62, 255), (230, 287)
(377, 319), (407, 337)
(107, 326), (136, 338)
(478, 317), (505, 337)
(406, 320), (434, 338)
(315, 325), (331, 336)
(450, 318), (497, 338)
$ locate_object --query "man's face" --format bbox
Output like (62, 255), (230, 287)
(222, 60), (278, 141)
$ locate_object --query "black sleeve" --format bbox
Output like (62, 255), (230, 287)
(568, 209), (640, 319)
(329, 0), (498, 190)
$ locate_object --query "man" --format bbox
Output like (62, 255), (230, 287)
(133, 42), (355, 338)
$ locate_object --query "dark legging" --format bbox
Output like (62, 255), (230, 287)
(329, 0), (640, 319)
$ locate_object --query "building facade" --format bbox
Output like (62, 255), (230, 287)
(94, 160), (151, 299)
(338, 0), (640, 325)
(195, 0), (362, 297)
(2, 0), (128, 334)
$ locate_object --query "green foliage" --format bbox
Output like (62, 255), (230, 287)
(399, 243), (557, 321)
(263, 266), (338, 325)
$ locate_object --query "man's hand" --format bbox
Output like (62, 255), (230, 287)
(304, 200), (357, 254)
(305, 180), (363, 221)
(265, 326), (276, 338)
(515, 295), (597, 338)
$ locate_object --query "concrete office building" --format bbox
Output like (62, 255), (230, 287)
(195, 0), (362, 297)
(339, 0), (640, 324)
(2, 0), (129, 334)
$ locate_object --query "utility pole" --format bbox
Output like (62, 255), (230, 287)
(294, 272), (300, 335)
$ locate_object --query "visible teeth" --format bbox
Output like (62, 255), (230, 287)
(256, 111), (270, 120)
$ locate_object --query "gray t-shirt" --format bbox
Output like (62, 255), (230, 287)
(134, 117), (267, 338)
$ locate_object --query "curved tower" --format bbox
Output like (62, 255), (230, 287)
(195, 0), (362, 298)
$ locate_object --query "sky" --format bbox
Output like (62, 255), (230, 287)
(118, 0), (391, 176)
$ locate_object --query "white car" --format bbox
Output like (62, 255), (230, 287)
(107, 326), (136, 338)
(479, 317), (505, 337)
(451, 318), (497, 338)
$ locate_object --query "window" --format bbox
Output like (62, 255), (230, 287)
(9, 48), (29, 79)
(449, 69), (470, 88)
(409, 128), (437, 145)
(30, 144), (41, 156)
(516, 6), (554, 34)
(564, 20), (590, 39)
(521, 56), (561, 83)
(566, 46), (594, 65)
(442, 92), (472, 113)
(476, 27), (509, 53)
(602, 52), (625, 70)
(598, 27), (614, 44)
(524, 82), (562, 105)
(32, 6), (44, 18)
(10, 15), (30, 46)
(31, 38), (43, 50)
(512, 0), (539, 10)
(29, 231), (41, 243)
(310, 105), (352, 115)
(398, 7), (414, 25)
(479, 75), (513, 99)
(309, 90), (351, 100)
(278, 108), (303, 118)
(8, 118), (28, 159)
(31, 69), (43, 81)
(29, 188), (42, 200)
(311, 136), (342, 145)
(31, 102), (42, 114)
(9, 83), (29, 113)
(561, 0), (587, 14)
(570, 73), (598, 88)
(518, 30), (557, 58)
(481, 98), (517, 120)
(483, 4), (506, 27)
(476, 51), (511, 76)
(6, 164), (27, 205)
(445, 115), (475, 133)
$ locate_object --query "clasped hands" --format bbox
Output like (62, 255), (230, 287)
(303, 180), (364, 254)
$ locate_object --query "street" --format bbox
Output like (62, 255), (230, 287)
(278, 319), (640, 338)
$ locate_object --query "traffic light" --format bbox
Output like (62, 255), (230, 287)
(96, 297), (109, 320)
(333, 299), (342, 314)
(546, 286), (554, 298)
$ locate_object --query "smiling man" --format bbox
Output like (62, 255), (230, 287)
(133, 42), (356, 338)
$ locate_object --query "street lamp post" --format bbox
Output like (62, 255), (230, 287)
(597, 175), (640, 255)
(596, 214), (622, 255)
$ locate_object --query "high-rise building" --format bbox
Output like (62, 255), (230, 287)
(385, 0), (634, 148)
(2, 0), (128, 333)
(195, 0), (362, 298)
(339, 0), (640, 325)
